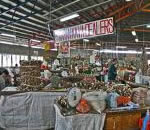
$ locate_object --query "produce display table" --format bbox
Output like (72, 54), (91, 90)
(54, 104), (106, 130)
(0, 87), (149, 130)
(0, 91), (65, 130)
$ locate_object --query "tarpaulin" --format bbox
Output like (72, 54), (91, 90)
(0, 92), (65, 130)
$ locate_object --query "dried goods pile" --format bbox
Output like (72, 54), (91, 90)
(18, 60), (42, 91)
(106, 83), (132, 97)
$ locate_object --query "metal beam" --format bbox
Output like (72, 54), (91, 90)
(141, 2), (150, 9)
(108, 2), (135, 17)
(121, 28), (150, 33)
(47, 0), (112, 23)
(141, 9), (150, 13)
(0, 8), (45, 30)
(0, 7), (46, 28)
(0, 0), (32, 16)
(44, 0), (80, 16)
(116, 2), (150, 23)
(0, 0), (47, 21)
(0, 25), (49, 40)
(0, 17), (48, 35)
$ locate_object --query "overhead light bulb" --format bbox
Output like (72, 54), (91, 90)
(146, 25), (150, 28)
(60, 13), (79, 22)
(145, 47), (150, 49)
(131, 31), (136, 36)
(135, 38), (139, 42)
(96, 43), (101, 46)
(83, 39), (89, 42)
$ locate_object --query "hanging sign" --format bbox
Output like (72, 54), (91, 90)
(58, 42), (70, 58)
(60, 42), (69, 53)
(43, 41), (51, 51)
(54, 17), (114, 43)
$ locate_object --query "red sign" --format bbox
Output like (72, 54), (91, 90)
(54, 17), (114, 43)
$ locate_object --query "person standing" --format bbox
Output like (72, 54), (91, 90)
(108, 59), (117, 81)
(0, 70), (10, 91)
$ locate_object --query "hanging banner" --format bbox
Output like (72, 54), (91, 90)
(54, 17), (114, 43)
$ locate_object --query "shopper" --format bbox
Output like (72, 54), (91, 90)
(147, 64), (150, 76)
(108, 59), (117, 81)
(0, 70), (10, 91)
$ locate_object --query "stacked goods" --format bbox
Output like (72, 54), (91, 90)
(18, 60), (42, 91)
(145, 90), (150, 106)
(132, 88), (147, 105)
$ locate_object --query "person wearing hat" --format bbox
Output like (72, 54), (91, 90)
(108, 59), (117, 81)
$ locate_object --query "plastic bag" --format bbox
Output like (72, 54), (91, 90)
(82, 90), (107, 113)
(106, 92), (119, 108)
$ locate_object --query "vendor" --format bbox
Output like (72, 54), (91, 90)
(0, 70), (11, 91)
(108, 59), (117, 81)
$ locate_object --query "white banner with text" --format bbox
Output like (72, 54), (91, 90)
(54, 17), (114, 43)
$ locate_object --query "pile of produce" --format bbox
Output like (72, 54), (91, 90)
(106, 83), (132, 97)
(76, 81), (105, 90)
(18, 60), (43, 91)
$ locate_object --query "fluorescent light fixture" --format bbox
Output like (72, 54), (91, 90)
(145, 47), (150, 50)
(135, 38), (139, 42)
(125, 0), (132, 1)
(31, 46), (43, 49)
(60, 13), (79, 22)
(1, 33), (16, 38)
(146, 52), (150, 54)
(83, 39), (89, 42)
(0, 41), (43, 49)
(116, 46), (127, 49)
(99, 49), (142, 54)
(0, 41), (17, 45)
(96, 43), (101, 46)
(30, 39), (41, 43)
(51, 48), (58, 51)
(147, 25), (150, 28)
(131, 31), (136, 36)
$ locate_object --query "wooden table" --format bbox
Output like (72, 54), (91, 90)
(104, 107), (150, 130)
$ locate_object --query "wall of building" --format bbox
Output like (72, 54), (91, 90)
(0, 43), (57, 57)
(0, 43), (44, 56)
